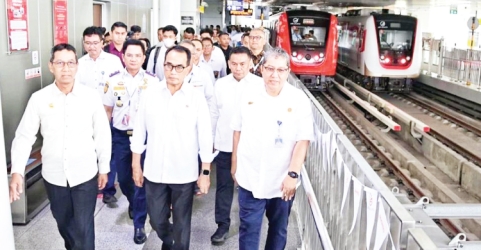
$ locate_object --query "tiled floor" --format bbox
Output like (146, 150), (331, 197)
(13, 168), (301, 250)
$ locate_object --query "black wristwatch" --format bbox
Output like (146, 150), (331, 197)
(202, 169), (210, 176)
(288, 171), (299, 179)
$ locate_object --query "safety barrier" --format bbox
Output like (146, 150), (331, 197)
(422, 38), (481, 88)
(288, 74), (440, 249)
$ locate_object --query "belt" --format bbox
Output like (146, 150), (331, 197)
(113, 128), (133, 136)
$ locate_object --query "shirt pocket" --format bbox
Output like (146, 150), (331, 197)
(39, 104), (64, 134)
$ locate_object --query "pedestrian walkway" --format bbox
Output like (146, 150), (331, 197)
(13, 168), (301, 250)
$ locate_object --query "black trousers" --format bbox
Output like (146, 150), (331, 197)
(145, 178), (195, 250)
(215, 151), (234, 230)
(44, 175), (98, 250)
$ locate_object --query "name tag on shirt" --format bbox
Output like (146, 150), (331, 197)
(114, 86), (125, 91)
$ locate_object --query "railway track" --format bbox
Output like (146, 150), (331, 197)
(311, 78), (481, 240)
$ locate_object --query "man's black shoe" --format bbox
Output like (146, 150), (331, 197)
(102, 194), (117, 204)
(133, 227), (147, 244)
(211, 228), (229, 245)
(128, 206), (133, 220)
(161, 243), (173, 250)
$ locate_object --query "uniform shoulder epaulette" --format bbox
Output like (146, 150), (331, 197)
(145, 71), (156, 77)
(109, 71), (120, 77)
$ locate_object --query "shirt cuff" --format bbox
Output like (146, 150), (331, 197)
(199, 151), (216, 164)
(130, 144), (146, 154)
(98, 161), (110, 174)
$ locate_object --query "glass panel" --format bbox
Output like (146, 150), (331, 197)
(291, 26), (327, 47)
(378, 29), (413, 51)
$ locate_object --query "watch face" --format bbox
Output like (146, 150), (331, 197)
(203, 169), (210, 175)
(289, 172), (298, 178)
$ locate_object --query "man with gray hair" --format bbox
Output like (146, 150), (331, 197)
(231, 47), (314, 250)
(248, 28), (267, 77)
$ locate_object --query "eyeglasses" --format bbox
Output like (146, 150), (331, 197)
(204, 44), (213, 48)
(263, 66), (289, 76)
(249, 36), (262, 41)
(164, 63), (187, 73)
(52, 61), (77, 68)
(84, 41), (101, 47)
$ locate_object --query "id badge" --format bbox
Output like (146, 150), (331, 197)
(122, 114), (130, 126)
(213, 71), (220, 79)
(275, 120), (283, 148)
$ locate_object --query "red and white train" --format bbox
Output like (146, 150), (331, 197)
(337, 10), (422, 92)
(264, 8), (338, 90)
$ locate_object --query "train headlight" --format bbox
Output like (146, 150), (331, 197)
(400, 58), (407, 64)
(314, 55), (320, 61)
(292, 51), (297, 57)
(380, 55), (385, 60)
(296, 54), (303, 60)
(384, 57), (391, 63)
(406, 56), (411, 61)
(319, 53), (324, 58)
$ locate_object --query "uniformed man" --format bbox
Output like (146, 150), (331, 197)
(104, 39), (159, 244)
(146, 25), (178, 81)
(210, 46), (263, 245)
(103, 22), (128, 67)
(231, 48), (314, 250)
(9, 43), (111, 250)
(192, 39), (216, 85)
(77, 27), (124, 205)
(131, 46), (214, 250)
(249, 28), (267, 77)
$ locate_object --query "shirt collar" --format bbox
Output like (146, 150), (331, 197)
(51, 81), (81, 96)
(122, 68), (145, 79)
(262, 81), (288, 98)
(160, 78), (193, 96)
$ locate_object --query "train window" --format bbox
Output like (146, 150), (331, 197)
(379, 29), (413, 50)
(291, 26), (327, 47)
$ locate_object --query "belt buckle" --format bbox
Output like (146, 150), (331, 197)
(127, 130), (133, 136)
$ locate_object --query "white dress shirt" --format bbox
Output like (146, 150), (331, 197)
(10, 82), (112, 187)
(211, 73), (263, 152)
(200, 47), (227, 80)
(130, 80), (214, 184)
(76, 51), (124, 97)
(103, 68), (159, 131)
(231, 82), (314, 199)
(184, 65), (215, 120)
(146, 43), (167, 81)
(197, 61), (216, 85)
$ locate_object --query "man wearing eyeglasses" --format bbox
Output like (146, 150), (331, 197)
(9, 44), (111, 250)
(248, 29), (267, 77)
(103, 39), (159, 244)
(131, 46), (214, 250)
(77, 26), (124, 206)
(231, 48), (314, 250)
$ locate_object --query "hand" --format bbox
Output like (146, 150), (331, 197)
(197, 174), (210, 194)
(132, 165), (144, 187)
(98, 174), (108, 190)
(9, 173), (24, 203)
(231, 160), (238, 185)
(280, 175), (297, 201)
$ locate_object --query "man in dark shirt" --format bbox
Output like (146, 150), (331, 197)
(104, 22), (128, 67)
(249, 28), (266, 77)
(216, 32), (232, 74)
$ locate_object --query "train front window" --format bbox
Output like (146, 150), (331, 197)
(290, 26), (327, 47)
(379, 29), (413, 51)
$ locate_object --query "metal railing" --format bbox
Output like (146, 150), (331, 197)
(422, 38), (481, 89)
(289, 74), (437, 249)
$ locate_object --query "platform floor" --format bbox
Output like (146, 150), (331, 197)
(12, 168), (301, 250)
(418, 72), (481, 105)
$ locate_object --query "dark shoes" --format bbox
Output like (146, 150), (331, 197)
(211, 228), (229, 245)
(102, 194), (117, 204)
(134, 227), (147, 244)
(161, 243), (173, 250)
(128, 206), (133, 220)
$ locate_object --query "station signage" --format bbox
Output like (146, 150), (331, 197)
(6, 0), (29, 52)
(230, 9), (253, 16)
(53, 0), (68, 45)
(226, 0), (243, 11)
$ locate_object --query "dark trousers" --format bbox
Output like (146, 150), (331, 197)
(112, 128), (147, 228)
(145, 179), (195, 250)
(44, 175), (98, 250)
(238, 186), (294, 250)
(214, 151), (234, 230)
(103, 123), (116, 196)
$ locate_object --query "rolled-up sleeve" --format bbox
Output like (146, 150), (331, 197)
(296, 95), (315, 142)
(92, 95), (112, 174)
(130, 92), (148, 154)
(197, 94), (214, 163)
(10, 95), (41, 177)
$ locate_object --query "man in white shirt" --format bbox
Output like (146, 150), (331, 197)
(104, 39), (159, 244)
(77, 27), (123, 205)
(131, 46), (214, 250)
(200, 29), (227, 79)
(146, 25), (178, 81)
(210, 46), (263, 245)
(231, 48), (314, 250)
(192, 39), (216, 85)
(9, 44), (111, 250)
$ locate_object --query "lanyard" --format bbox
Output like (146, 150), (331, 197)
(253, 56), (264, 71)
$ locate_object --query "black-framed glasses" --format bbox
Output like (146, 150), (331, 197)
(52, 61), (77, 69)
(164, 63), (187, 73)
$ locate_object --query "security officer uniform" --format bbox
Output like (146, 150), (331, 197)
(103, 68), (159, 238)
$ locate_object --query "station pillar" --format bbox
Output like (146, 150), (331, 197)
(159, 0), (181, 36)
(0, 93), (15, 249)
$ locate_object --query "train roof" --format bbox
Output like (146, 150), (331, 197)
(285, 9), (332, 19)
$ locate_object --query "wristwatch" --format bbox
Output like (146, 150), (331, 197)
(288, 171), (299, 179)
(202, 169), (210, 176)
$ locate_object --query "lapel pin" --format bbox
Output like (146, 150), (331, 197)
(288, 108), (292, 112)
(49, 103), (53, 108)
